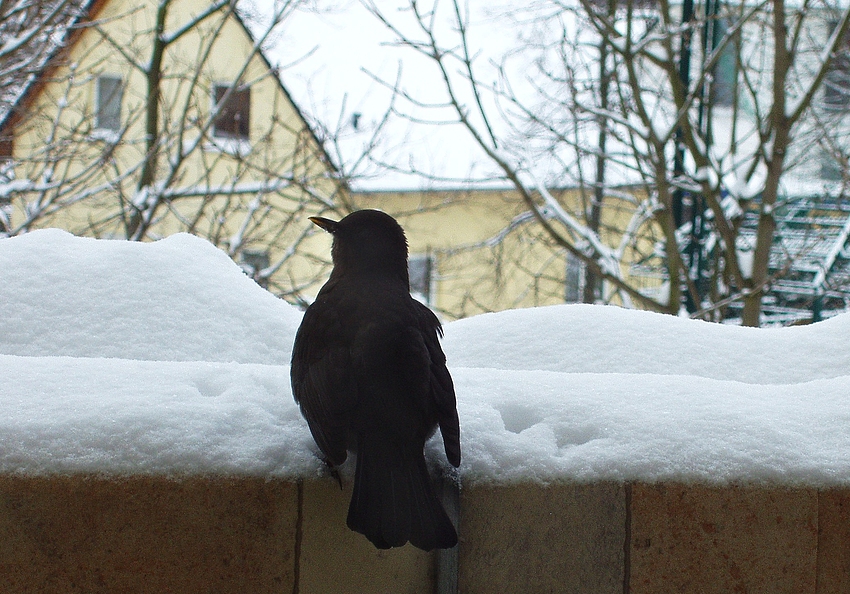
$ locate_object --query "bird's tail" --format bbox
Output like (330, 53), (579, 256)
(347, 435), (457, 551)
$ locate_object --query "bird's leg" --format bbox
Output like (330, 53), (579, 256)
(324, 458), (344, 490)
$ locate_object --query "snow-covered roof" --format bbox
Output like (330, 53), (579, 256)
(2, 228), (850, 486)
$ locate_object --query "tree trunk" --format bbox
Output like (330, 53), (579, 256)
(585, 1), (612, 304)
(741, 0), (789, 327)
(127, 0), (168, 240)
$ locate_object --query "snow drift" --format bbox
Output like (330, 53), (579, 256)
(1, 229), (849, 486)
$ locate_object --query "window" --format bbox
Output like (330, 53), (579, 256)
(824, 21), (850, 109)
(240, 250), (270, 288)
(213, 84), (250, 140)
(96, 76), (123, 131)
(565, 252), (585, 303)
(710, 18), (738, 107)
(409, 253), (434, 304)
(0, 136), (11, 160)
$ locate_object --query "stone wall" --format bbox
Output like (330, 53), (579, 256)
(0, 475), (847, 593)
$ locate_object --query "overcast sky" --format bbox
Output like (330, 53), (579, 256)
(245, 0), (522, 190)
(240, 0), (843, 197)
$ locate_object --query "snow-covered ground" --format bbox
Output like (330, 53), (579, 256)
(2, 229), (850, 486)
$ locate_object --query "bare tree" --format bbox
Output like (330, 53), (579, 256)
(365, 0), (850, 326)
(0, 0), (85, 116)
(0, 0), (357, 304)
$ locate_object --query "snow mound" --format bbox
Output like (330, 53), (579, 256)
(2, 230), (850, 486)
(0, 229), (301, 364)
(441, 304), (850, 485)
(449, 369), (850, 485)
(0, 354), (316, 476)
(443, 304), (850, 384)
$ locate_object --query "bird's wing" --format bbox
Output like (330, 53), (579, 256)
(415, 302), (461, 468)
(291, 299), (358, 466)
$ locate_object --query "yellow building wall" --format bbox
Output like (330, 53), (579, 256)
(6, 0), (664, 316)
(7, 0), (341, 302)
(353, 187), (664, 320)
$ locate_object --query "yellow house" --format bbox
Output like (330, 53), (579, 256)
(0, 0), (344, 302)
(352, 185), (665, 321)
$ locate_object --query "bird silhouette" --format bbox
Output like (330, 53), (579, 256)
(291, 209), (460, 551)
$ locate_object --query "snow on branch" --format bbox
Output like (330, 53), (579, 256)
(532, 173), (623, 279)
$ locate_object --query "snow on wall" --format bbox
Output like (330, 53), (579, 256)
(0, 229), (302, 364)
(2, 229), (850, 486)
(443, 304), (850, 385)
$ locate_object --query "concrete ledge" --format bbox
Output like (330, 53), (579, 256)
(298, 478), (435, 593)
(458, 482), (625, 593)
(630, 483), (818, 594)
(0, 475), (297, 593)
(0, 476), (848, 593)
(816, 489), (850, 593)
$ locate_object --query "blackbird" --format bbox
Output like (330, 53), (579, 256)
(290, 209), (461, 551)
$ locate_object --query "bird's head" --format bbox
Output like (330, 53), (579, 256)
(310, 209), (409, 284)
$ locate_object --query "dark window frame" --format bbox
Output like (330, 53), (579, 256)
(212, 83), (251, 140)
(709, 17), (738, 107)
(96, 75), (124, 132)
(240, 249), (270, 288)
(408, 253), (435, 304)
(565, 251), (585, 303)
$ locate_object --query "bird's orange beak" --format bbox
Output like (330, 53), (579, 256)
(309, 216), (339, 234)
